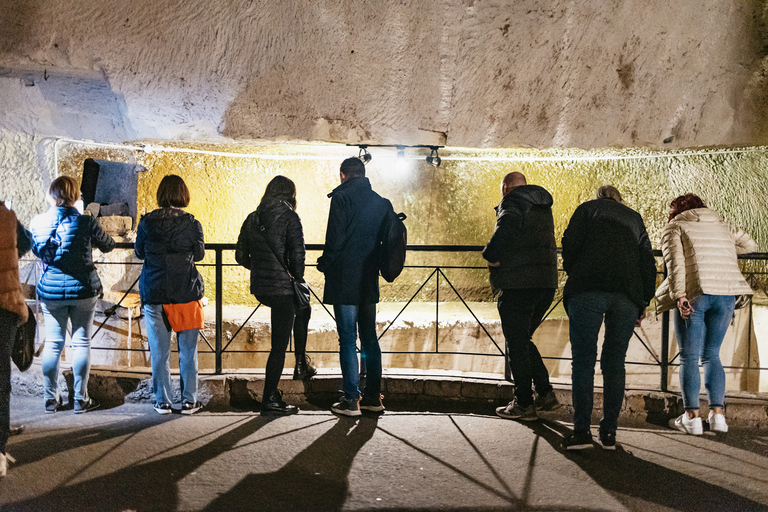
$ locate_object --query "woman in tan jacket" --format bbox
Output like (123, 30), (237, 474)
(655, 194), (756, 435)
(0, 202), (33, 476)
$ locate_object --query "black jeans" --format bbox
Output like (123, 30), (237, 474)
(0, 308), (18, 455)
(258, 295), (311, 399)
(497, 288), (556, 407)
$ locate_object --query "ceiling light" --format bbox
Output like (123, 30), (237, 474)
(426, 147), (441, 167)
(358, 145), (372, 164)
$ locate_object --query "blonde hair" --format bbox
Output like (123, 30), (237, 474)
(49, 176), (80, 207)
(595, 185), (622, 203)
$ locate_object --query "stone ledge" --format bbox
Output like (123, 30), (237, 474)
(11, 365), (768, 427)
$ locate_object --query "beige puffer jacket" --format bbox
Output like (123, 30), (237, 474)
(0, 205), (28, 323)
(654, 208), (756, 312)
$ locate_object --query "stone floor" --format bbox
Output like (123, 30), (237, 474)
(1, 394), (767, 511)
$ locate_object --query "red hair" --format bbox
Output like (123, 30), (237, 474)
(668, 194), (706, 222)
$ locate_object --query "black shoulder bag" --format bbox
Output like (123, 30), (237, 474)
(255, 213), (311, 310)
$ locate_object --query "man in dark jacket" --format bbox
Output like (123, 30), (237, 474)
(483, 172), (559, 422)
(318, 157), (391, 416)
(561, 185), (657, 451)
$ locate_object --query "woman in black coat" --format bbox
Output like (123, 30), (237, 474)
(236, 176), (314, 414)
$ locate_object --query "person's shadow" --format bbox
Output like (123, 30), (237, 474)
(2, 415), (277, 511)
(524, 420), (767, 512)
(204, 415), (379, 512)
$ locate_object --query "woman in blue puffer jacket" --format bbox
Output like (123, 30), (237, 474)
(29, 176), (115, 414)
(135, 175), (205, 415)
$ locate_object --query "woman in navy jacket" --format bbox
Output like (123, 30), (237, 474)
(29, 176), (115, 414)
(135, 175), (205, 415)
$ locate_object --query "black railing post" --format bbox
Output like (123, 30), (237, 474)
(660, 310), (670, 392)
(215, 247), (223, 375)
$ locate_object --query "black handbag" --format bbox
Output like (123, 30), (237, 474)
(12, 306), (36, 372)
(256, 214), (311, 310)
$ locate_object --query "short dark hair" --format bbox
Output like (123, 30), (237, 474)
(157, 175), (190, 208)
(340, 157), (365, 178)
(259, 175), (297, 210)
(49, 176), (80, 207)
(669, 193), (706, 222)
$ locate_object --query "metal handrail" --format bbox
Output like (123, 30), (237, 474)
(23, 244), (768, 393)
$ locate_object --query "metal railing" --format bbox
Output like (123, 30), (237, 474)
(24, 243), (768, 393)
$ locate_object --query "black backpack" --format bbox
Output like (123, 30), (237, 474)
(378, 208), (407, 282)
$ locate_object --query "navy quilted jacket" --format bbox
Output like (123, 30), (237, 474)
(30, 206), (116, 300)
(135, 208), (205, 305)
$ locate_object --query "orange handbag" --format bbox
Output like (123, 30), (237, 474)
(162, 300), (204, 332)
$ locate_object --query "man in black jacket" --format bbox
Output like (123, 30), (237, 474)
(561, 185), (656, 451)
(317, 157), (391, 416)
(483, 172), (559, 422)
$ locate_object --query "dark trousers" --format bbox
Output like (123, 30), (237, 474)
(497, 288), (556, 407)
(0, 308), (18, 454)
(260, 295), (295, 399)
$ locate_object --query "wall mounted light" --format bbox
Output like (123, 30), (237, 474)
(426, 147), (441, 167)
(358, 145), (372, 164)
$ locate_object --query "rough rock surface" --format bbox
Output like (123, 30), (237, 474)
(1, 0), (767, 149)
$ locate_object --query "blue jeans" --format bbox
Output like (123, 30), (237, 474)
(144, 304), (200, 405)
(41, 297), (98, 402)
(674, 294), (735, 411)
(334, 304), (380, 400)
(565, 291), (639, 434)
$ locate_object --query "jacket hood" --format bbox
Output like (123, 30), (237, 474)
(497, 184), (553, 211)
(141, 208), (196, 239)
(256, 198), (294, 223)
(672, 207), (720, 224)
(328, 176), (372, 198)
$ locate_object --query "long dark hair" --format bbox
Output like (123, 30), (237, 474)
(668, 193), (706, 222)
(259, 175), (297, 210)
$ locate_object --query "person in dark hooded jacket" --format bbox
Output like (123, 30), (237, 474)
(135, 175), (205, 415)
(236, 176), (311, 415)
(483, 172), (559, 422)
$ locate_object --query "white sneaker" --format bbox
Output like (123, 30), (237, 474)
(669, 413), (703, 435)
(708, 411), (728, 433)
(0, 452), (7, 477)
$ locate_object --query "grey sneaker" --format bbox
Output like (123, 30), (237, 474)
(45, 398), (60, 414)
(74, 398), (100, 414)
(534, 391), (561, 411)
(496, 401), (538, 421)
(332, 397), (362, 417)
(181, 401), (203, 415)
(360, 394), (385, 413)
(153, 403), (173, 415)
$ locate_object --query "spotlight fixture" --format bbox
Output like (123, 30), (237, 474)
(358, 145), (372, 164)
(426, 147), (441, 167)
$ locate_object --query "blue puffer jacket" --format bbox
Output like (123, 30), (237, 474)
(135, 208), (205, 305)
(30, 206), (116, 300)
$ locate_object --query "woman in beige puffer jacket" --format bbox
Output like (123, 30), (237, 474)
(655, 194), (756, 436)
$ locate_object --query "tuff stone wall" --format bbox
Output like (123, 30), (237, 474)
(1, 0), (768, 149)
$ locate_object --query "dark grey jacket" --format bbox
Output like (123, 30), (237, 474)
(562, 198), (657, 312)
(236, 198), (305, 301)
(482, 185), (558, 291)
(317, 176), (390, 305)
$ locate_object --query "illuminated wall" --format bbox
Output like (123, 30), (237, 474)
(55, 141), (768, 306)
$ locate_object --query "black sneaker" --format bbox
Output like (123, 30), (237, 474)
(45, 398), (60, 414)
(360, 394), (385, 413)
(332, 397), (362, 417)
(496, 401), (538, 421)
(74, 398), (100, 414)
(563, 432), (593, 450)
(153, 403), (173, 415)
(181, 401), (203, 415)
(534, 391), (561, 411)
(599, 428), (616, 451)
